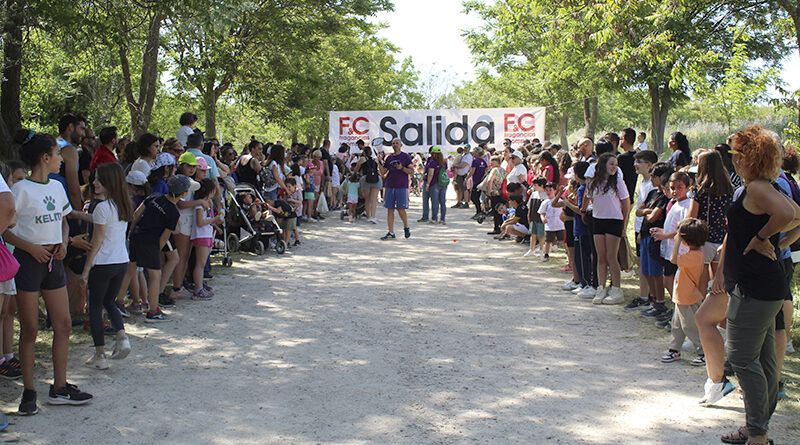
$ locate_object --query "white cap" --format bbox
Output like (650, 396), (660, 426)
(125, 170), (147, 186)
(512, 150), (524, 160)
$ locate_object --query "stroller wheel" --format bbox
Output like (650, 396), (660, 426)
(275, 240), (287, 255)
(227, 233), (240, 252)
(254, 240), (265, 255)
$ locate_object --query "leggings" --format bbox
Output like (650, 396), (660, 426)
(88, 263), (127, 347)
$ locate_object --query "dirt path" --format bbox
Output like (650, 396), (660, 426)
(1, 196), (798, 444)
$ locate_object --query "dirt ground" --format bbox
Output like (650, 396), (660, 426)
(0, 195), (798, 444)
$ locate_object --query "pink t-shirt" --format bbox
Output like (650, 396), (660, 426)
(590, 174), (629, 220)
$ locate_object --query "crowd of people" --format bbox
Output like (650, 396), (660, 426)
(0, 113), (797, 444)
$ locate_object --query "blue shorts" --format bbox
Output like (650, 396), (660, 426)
(639, 235), (664, 277)
(383, 187), (409, 209)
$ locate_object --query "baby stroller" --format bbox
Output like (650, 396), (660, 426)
(224, 183), (287, 255)
(340, 196), (367, 220)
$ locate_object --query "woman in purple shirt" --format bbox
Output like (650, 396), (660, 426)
(425, 147), (448, 224)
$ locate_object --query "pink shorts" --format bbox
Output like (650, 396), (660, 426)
(191, 238), (213, 248)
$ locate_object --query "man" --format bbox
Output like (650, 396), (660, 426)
(617, 128), (638, 204)
(637, 132), (649, 151)
(78, 129), (96, 185)
(577, 137), (595, 163)
(89, 126), (118, 172)
(453, 145), (473, 208)
(52, 113), (87, 211)
(604, 132), (620, 152)
(379, 138), (413, 240)
(176, 112), (198, 147)
(465, 146), (488, 218)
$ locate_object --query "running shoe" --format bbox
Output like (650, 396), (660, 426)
(655, 309), (674, 322)
(417, 218), (429, 223)
(655, 319), (671, 329)
(602, 287), (625, 305)
(404, 227), (411, 239)
(85, 352), (110, 370)
(18, 389), (38, 416)
(8, 356), (21, 369)
(592, 287), (608, 304)
(48, 383), (93, 406)
(660, 350), (681, 363)
(159, 293), (177, 308)
(111, 335), (132, 360)
(0, 361), (21, 380)
(380, 232), (396, 240)
(561, 281), (581, 291)
(624, 297), (650, 310)
(642, 303), (667, 318)
(700, 377), (736, 406)
(691, 354), (706, 367)
(577, 286), (598, 299)
(116, 302), (131, 318)
(170, 287), (192, 300)
(145, 308), (169, 323)
(523, 249), (534, 257)
(192, 288), (214, 301)
(542, 254), (550, 262)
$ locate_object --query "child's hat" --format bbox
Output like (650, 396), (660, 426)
(152, 152), (176, 170)
(430, 146), (442, 154)
(125, 170), (147, 186)
(512, 150), (524, 159)
(167, 174), (200, 195)
(196, 157), (210, 171)
(178, 151), (198, 166)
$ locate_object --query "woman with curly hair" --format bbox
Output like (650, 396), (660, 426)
(713, 126), (800, 445)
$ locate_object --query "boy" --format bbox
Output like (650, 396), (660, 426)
(538, 182), (564, 262)
(283, 178), (302, 246)
(129, 175), (193, 322)
(625, 150), (658, 310)
(661, 218), (707, 366)
(649, 171), (692, 318)
(497, 195), (529, 241)
(524, 177), (548, 257)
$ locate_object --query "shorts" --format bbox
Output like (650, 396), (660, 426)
(162, 238), (175, 253)
(347, 195), (359, 205)
(175, 214), (193, 236)
(454, 174), (467, 189)
(0, 277), (16, 296)
(13, 248), (66, 292)
(564, 221), (575, 248)
(662, 259), (678, 277)
(191, 238), (213, 248)
(360, 177), (382, 189)
(639, 235), (664, 277)
(530, 221), (545, 237)
(264, 188), (279, 201)
(278, 217), (297, 233)
(129, 236), (162, 270)
(546, 230), (564, 243)
(592, 217), (624, 237)
(512, 223), (530, 235)
(383, 187), (409, 209)
(702, 242), (722, 264)
(304, 191), (316, 200)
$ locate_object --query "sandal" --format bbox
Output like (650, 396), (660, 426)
(721, 426), (748, 444)
(745, 440), (773, 445)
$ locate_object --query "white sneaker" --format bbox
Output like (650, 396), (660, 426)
(701, 378), (736, 406)
(523, 249), (534, 257)
(592, 287), (608, 304)
(578, 286), (598, 299)
(85, 352), (109, 370)
(562, 281), (580, 291)
(533, 247), (542, 257)
(602, 286), (624, 305)
(111, 335), (131, 360)
(572, 285), (585, 294)
(787, 339), (795, 354)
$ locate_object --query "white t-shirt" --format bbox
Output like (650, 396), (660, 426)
(176, 126), (194, 147)
(507, 164), (528, 184)
(590, 173), (630, 220)
(131, 158), (152, 176)
(538, 198), (565, 231)
(638, 141), (649, 151)
(0, 175), (9, 194)
(91, 200), (129, 265)
(191, 206), (214, 240)
(10, 179), (72, 245)
(661, 198), (691, 259)
(331, 164), (341, 187)
(634, 178), (655, 232)
(457, 153), (473, 176)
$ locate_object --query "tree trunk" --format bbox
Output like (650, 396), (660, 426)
(648, 81), (671, 154)
(1, 0), (24, 155)
(291, 131), (298, 145)
(582, 96), (598, 140)
(118, 10), (164, 138)
(203, 89), (218, 139)
(557, 113), (569, 148)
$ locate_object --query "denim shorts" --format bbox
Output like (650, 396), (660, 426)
(383, 187), (409, 209)
(639, 235), (664, 277)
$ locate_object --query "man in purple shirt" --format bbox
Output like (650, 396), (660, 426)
(466, 146), (488, 218)
(379, 138), (413, 240)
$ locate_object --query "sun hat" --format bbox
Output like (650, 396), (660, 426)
(196, 157), (210, 171)
(152, 152), (177, 170)
(125, 170), (147, 186)
(512, 150), (524, 160)
(178, 151), (198, 166)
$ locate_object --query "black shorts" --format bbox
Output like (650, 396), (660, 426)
(592, 217), (624, 237)
(564, 220), (575, 248)
(163, 236), (175, 252)
(546, 230), (565, 243)
(13, 248), (66, 292)
(129, 236), (162, 270)
(663, 260), (678, 277)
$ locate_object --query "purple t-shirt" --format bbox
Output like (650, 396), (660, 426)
(472, 157), (488, 183)
(425, 158), (441, 183)
(384, 152), (413, 189)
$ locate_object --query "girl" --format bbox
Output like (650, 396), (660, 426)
(537, 151), (560, 185)
(170, 152), (206, 300)
(147, 152), (176, 195)
(116, 171), (150, 315)
(310, 150), (325, 218)
(330, 158), (341, 210)
(346, 172), (360, 222)
(190, 179), (221, 300)
(80, 163), (133, 370)
(426, 147), (448, 224)
(354, 146), (381, 224)
(587, 152), (630, 305)
(5, 130), (93, 415)
(668, 131), (692, 169)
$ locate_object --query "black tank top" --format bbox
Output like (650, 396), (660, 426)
(724, 187), (787, 300)
(237, 156), (259, 187)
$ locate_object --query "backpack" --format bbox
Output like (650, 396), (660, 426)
(363, 157), (379, 183)
(259, 162), (277, 190)
(437, 166), (450, 187)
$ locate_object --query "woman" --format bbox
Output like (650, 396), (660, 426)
(425, 147), (448, 224)
(354, 146), (381, 224)
(713, 125), (800, 445)
(131, 133), (160, 176)
(587, 152), (630, 305)
(236, 140), (265, 190)
(203, 140), (230, 179)
(263, 144), (287, 201)
(668, 131), (691, 169)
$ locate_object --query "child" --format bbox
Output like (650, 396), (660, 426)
(661, 218), (707, 365)
(274, 178), (301, 246)
(635, 163), (673, 317)
(330, 159), (342, 210)
(346, 172), (360, 222)
(626, 150), (658, 310)
(497, 195), (529, 241)
(170, 152), (203, 301)
(524, 177), (547, 256)
(538, 182), (565, 262)
(5, 130), (93, 415)
(129, 174), (194, 322)
(117, 170), (150, 314)
(286, 177), (303, 246)
(482, 156), (506, 230)
(80, 163), (133, 370)
(0, 162), (23, 381)
(191, 179), (222, 300)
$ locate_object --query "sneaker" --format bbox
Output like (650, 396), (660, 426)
(127, 303), (143, 315)
(777, 380), (786, 400)
(486, 230), (501, 235)
(592, 287), (608, 304)
(624, 297), (650, 310)
(572, 285), (585, 294)
(159, 293), (177, 308)
(561, 281), (581, 291)
(450, 203), (461, 208)
(368, 219), (377, 225)
(655, 319), (671, 329)
(417, 218), (429, 223)
(380, 232), (396, 240)
(294, 239), (301, 246)
(788, 339), (795, 354)
(642, 303), (667, 318)
(441, 220), (447, 225)
(602, 287), (625, 305)
(145, 308), (169, 323)
(533, 247), (542, 256)
(192, 288), (213, 301)
(8, 357), (21, 370)
(691, 354), (706, 367)
(655, 309), (674, 322)
(48, 383), (93, 406)
(0, 361), (21, 380)
(85, 352), (110, 370)
(111, 335), (131, 360)
(523, 249), (534, 257)
(18, 389), (38, 416)
(578, 286), (598, 299)
(542, 254), (550, 262)
(404, 227), (411, 239)
(429, 219), (438, 224)
(660, 350), (681, 363)
(116, 302), (131, 318)
(170, 287), (192, 300)
(700, 378), (736, 406)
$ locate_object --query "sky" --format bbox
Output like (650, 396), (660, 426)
(375, 0), (800, 99)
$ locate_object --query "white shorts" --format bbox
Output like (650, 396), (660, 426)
(512, 223), (530, 235)
(0, 278), (16, 296)
(175, 214), (193, 237)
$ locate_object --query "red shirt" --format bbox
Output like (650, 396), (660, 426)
(89, 144), (117, 171)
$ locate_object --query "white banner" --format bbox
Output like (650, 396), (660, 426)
(329, 107), (546, 153)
